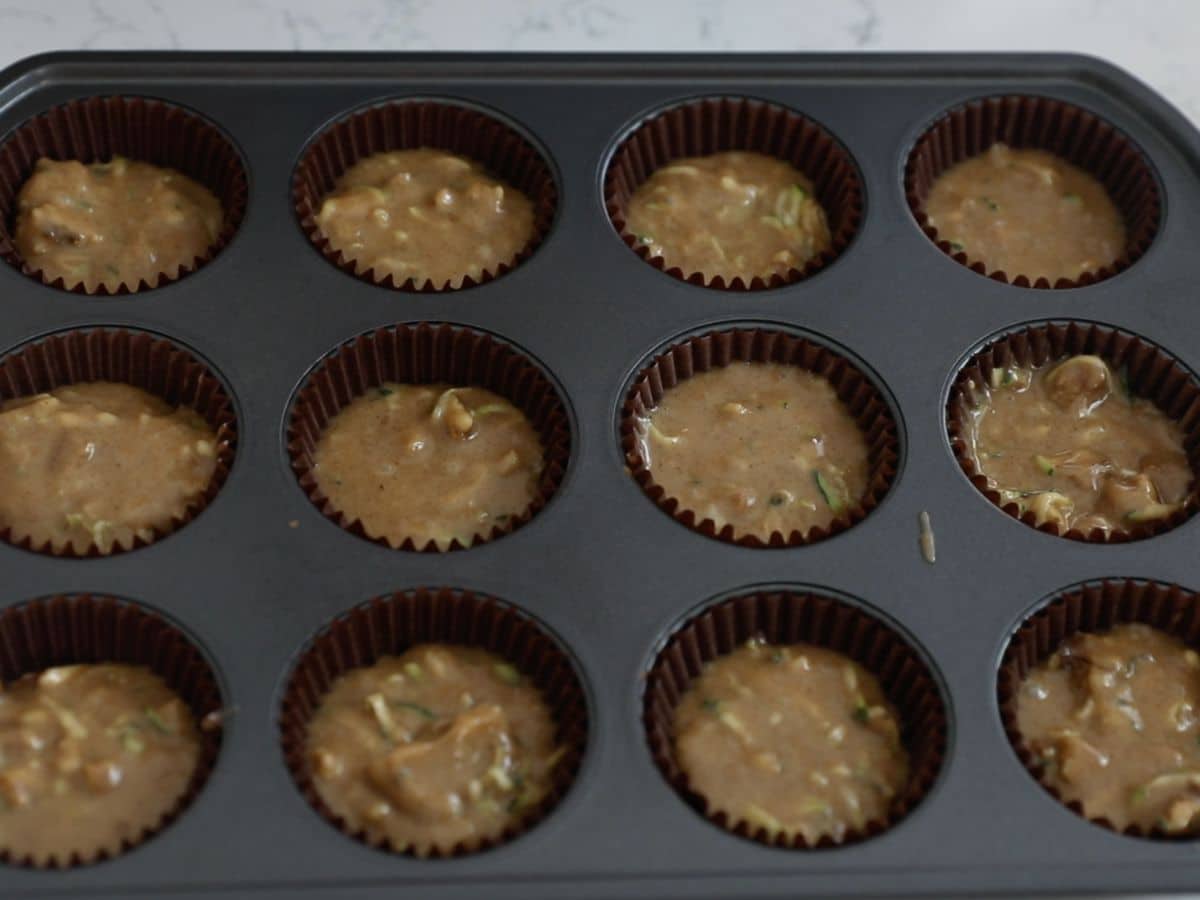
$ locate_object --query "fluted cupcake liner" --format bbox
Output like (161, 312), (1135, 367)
(292, 98), (557, 292)
(0, 327), (238, 557)
(643, 588), (946, 849)
(620, 325), (899, 547)
(0, 593), (224, 868)
(278, 587), (589, 858)
(286, 322), (570, 552)
(905, 94), (1160, 289)
(604, 95), (863, 291)
(0, 95), (247, 295)
(998, 579), (1200, 839)
(946, 320), (1200, 542)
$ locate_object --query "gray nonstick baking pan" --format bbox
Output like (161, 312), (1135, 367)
(0, 51), (1198, 899)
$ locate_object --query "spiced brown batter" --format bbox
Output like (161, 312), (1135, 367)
(1017, 624), (1200, 835)
(0, 663), (201, 864)
(312, 383), (544, 551)
(315, 149), (535, 289)
(964, 355), (1192, 534)
(306, 644), (563, 855)
(925, 143), (1125, 283)
(14, 156), (223, 293)
(637, 362), (869, 540)
(674, 639), (909, 844)
(0, 383), (219, 554)
(625, 151), (831, 283)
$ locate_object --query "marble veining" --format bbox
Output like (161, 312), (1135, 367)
(0, 1), (1195, 125)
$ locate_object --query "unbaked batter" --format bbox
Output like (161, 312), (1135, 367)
(674, 639), (909, 844)
(625, 151), (832, 283)
(0, 382), (219, 554)
(925, 143), (1125, 283)
(312, 383), (544, 550)
(636, 362), (869, 540)
(306, 644), (563, 855)
(15, 156), (223, 293)
(315, 149), (535, 289)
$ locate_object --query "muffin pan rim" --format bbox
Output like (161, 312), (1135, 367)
(0, 50), (1199, 898)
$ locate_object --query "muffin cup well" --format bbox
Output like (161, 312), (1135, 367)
(292, 98), (557, 292)
(620, 326), (899, 547)
(643, 588), (947, 849)
(279, 587), (589, 858)
(999, 579), (1200, 839)
(0, 327), (238, 557)
(946, 320), (1200, 543)
(0, 593), (225, 868)
(603, 95), (863, 291)
(286, 322), (570, 552)
(904, 94), (1161, 289)
(0, 95), (248, 295)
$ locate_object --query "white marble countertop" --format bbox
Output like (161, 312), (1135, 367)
(0, 3), (1196, 899)
(0, 0), (1196, 124)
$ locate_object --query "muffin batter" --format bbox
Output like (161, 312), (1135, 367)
(625, 151), (832, 283)
(636, 362), (869, 540)
(925, 143), (1125, 283)
(314, 149), (535, 289)
(0, 663), (202, 864)
(312, 383), (544, 550)
(14, 156), (223, 293)
(0, 382), (219, 554)
(674, 639), (909, 844)
(306, 644), (563, 855)
(964, 355), (1192, 534)
(1017, 624), (1200, 835)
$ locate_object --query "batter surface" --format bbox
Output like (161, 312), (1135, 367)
(306, 644), (563, 855)
(625, 151), (832, 283)
(1017, 624), (1200, 835)
(963, 355), (1192, 534)
(15, 156), (223, 293)
(637, 362), (869, 540)
(0, 663), (202, 864)
(312, 383), (544, 550)
(674, 639), (909, 844)
(0, 382), (219, 554)
(314, 149), (535, 289)
(925, 143), (1125, 283)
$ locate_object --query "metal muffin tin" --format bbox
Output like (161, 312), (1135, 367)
(0, 51), (1198, 898)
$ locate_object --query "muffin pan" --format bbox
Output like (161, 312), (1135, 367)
(0, 51), (1198, 898)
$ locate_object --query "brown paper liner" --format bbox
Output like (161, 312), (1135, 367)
(999, 579), (1200, 840)
(292, 99), (557, 292)
(946, 321), (1200, 543)
(0, 95), (248, 295)
(0, 593), (224, 868)
(279, 587), (589, 858)
(0, 327), (238, 557)
(286, 323), (570, 552)
(643, 588), (946, 849)
(620, 326), (899, 547)
(603, 95), (862, 291)
(904, 94), (1160, 289)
